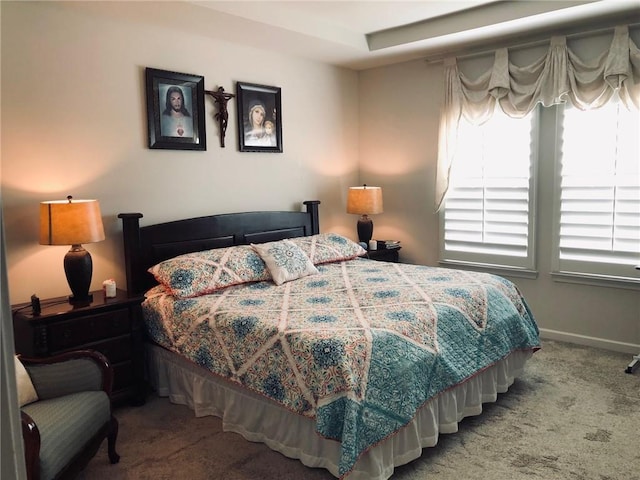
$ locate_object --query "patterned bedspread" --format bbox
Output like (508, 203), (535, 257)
(143, 259), (540, 476)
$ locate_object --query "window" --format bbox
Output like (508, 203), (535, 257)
(440, 109), (537, 273)
(553, 100), (640, 282)
(440, 99), (639, 286)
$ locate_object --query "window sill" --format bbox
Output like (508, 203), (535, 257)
(551, 271), (640, 290)
(438, 260), (538, 280)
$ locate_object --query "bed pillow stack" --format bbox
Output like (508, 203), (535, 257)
(148, 233), (366, 297)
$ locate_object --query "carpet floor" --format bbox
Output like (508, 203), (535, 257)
(82, 340), (640, 480)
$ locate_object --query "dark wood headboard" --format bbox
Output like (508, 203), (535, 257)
(118, 200), (320, 296)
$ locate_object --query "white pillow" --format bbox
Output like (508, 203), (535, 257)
(14, 356), (38, 407)
(251, 239), (319, 286)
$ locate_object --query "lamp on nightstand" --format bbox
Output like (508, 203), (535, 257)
(40, 195), (105, 305)
(347, 185), (383, 244)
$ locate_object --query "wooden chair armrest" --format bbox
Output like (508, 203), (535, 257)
(21, 411), (40, 480)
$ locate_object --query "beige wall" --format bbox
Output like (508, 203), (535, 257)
(1, 1), (359, 303)
(358, 59), (442, 267)
(358, 53), (640, 353)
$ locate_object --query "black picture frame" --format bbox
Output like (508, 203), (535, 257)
(145, 67), (206, 150)
(236, 82), (282, 153)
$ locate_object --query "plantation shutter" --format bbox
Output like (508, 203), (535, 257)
(555, 101), (640, 278)
(442, 110), (536, 270)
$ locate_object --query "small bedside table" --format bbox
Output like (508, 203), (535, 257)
(12, 289), (145, 405)
(364, 247), (401, 263)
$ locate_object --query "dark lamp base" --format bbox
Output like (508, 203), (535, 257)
(64, 244), (94, 305)
(356, 215), (374, 244)
(68, 293), (93, 306)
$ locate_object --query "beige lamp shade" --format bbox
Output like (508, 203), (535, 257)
(40, 198), (105, 246)
(346, 186), (383, 215)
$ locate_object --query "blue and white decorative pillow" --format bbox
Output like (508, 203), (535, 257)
(252, 239), (319, 286)
(149, 245), (271, 298)
(290, 233), (366, 265)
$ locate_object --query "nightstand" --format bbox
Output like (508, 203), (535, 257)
(364, 247), (401, 263)
(12, 289), (145, 405)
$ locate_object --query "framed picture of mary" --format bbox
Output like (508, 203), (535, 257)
(236, 82), (283, 153)
(145, 67), (206, 150)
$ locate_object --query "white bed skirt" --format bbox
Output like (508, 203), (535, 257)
(146, 344), (532, 480)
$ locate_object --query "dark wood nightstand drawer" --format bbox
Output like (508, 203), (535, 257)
(47, 309), (130, 351)
(81, 335), (132, 364)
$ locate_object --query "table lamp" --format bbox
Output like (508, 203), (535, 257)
(40, 196), (105, 304)
(347, 185), (383, 244)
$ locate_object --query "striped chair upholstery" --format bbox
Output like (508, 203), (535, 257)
(19, 351), (120, 480)
(27, 358), (103, 400)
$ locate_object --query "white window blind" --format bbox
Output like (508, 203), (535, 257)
(441, 110), (536, 271)
(554, 101), (640, 280)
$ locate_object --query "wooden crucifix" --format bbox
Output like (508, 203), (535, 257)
(205, 86), (235, 148)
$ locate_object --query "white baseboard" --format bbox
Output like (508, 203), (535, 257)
(539, 328), (640, 354)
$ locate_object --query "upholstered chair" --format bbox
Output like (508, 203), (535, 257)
(17, 350), (120, 480)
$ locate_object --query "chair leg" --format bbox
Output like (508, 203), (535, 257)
(107, 415), (120, 464)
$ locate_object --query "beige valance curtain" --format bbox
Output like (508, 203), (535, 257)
(436, 25), (640, 211)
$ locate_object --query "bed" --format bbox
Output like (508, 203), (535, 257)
(118, 200), (540, 480)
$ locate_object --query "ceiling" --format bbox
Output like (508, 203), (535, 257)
(190, 0), (639, 68)
(66, 0), (640, 70)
